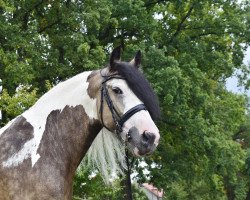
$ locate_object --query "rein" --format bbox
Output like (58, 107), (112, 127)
(99, 72), (147, 135)
(99, 71), (146, 200)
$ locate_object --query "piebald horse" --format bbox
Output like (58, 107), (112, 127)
(0, 47), (160, 200)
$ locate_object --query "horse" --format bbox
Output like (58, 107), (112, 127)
(0, 46), (161, 200)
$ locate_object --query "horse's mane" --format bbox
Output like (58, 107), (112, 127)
(82, 128), (126, 183)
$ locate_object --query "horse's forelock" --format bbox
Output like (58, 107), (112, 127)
(113, 63), (160, 121)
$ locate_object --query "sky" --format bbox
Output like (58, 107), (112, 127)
(226, 47), (250, 96)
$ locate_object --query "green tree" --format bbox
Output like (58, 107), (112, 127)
(0, 0), (250, 199)
(73, 165), (147, 200)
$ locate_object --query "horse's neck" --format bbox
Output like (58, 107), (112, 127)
(2, 71), (101, 170)
(36, 104), (102, 171)
(23, 71), (98, 125)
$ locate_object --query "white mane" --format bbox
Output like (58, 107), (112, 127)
(82, 128), (126, 184)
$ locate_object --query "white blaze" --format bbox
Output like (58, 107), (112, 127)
(124, 111), (160, 145)
(2, 71), (98, 168)
(107, 79), (160, 144)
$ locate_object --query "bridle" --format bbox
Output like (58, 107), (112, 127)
(99, 72), (147, 135)
(99, 71), (147, 194)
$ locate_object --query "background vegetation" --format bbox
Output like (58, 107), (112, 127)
(0, 0), (250, 199)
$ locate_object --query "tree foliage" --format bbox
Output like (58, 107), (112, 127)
(73, 165), (148, 200)
(0, 0), (250, 199)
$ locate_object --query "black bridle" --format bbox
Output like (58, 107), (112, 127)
(99, 72), (146, 199)
(99, 74), (147, 134)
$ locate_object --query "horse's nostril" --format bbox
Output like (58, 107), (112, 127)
(142, 131), (149, 141)
(142, 131), (156, 145)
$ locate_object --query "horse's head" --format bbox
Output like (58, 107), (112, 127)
(89, 47), (160, 156)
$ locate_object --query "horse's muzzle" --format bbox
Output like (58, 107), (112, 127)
(128, 127), (158, 156)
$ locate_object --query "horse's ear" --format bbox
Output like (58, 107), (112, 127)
(129, 50), (141, 68)
(110, 46), (122, 70)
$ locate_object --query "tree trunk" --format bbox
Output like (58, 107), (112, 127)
(224, 176), (235, 200)
(246, 189), (250, 200)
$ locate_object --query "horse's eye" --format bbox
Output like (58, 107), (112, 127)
(112, 87), (123, 94)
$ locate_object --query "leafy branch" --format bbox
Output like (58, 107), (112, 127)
(169, 3), (194, 43)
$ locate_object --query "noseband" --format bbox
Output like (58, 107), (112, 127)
(99, 74), (147, 133)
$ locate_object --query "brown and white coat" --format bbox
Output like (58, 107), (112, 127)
(0, 48), (160, 200)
